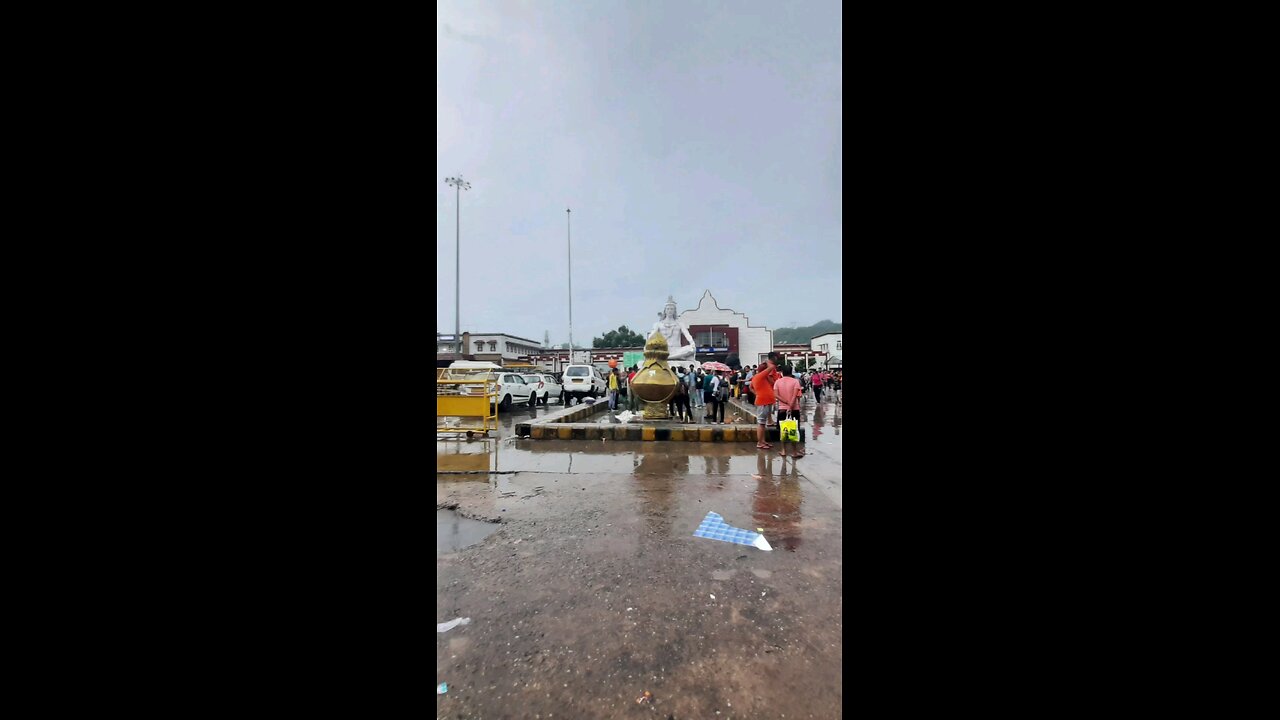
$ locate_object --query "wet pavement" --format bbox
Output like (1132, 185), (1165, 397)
(437, 391), (843, 718)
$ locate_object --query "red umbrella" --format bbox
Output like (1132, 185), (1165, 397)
(700, 361), (731, 372)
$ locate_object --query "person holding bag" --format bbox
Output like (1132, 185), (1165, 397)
(774, 365), (805, 458)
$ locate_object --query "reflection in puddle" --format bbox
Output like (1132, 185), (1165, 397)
(438, 509), (500, 555)
(752, 454), (805, 552)
(438, 438), (498, 472)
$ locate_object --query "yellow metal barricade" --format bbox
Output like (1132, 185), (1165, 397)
(436, 374), (498, 435)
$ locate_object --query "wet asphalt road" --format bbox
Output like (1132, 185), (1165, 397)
(437, 391), (843, 719)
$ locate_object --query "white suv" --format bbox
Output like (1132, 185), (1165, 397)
(562, 364), (606, 401)
(493, 373), (536, 410)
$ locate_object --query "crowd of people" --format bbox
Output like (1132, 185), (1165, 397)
(593, 363), (844, 431)
(606, 358), (841, 456)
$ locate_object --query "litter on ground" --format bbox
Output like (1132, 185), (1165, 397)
(437, 617), (471, 633)
(437, 682), (448, 695)
(693, 511), (773, 551)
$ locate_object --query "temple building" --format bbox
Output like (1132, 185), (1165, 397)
(677, 290), (775, 367)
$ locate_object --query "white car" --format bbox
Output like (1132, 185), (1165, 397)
(492, 372), (536, 410)
(522, 373), (563, 405)
(562, 364), (607, 400)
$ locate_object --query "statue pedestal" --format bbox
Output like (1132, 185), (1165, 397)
(631, 331), (678, 415)
(641, 400), (671, 420)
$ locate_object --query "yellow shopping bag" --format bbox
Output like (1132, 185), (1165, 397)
(780, 418), (799, 442)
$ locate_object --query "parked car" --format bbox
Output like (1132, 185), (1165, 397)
(522, 373), (563, 405)
(562, 364), (607, 400)
(493, 372), (536, 410)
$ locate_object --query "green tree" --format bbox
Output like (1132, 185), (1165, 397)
(592, 325), (646, 348)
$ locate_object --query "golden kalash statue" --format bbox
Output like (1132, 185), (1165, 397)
(630, 330), (679, 419)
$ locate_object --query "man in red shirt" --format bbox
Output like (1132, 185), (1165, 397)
(750, 354), (780, 449)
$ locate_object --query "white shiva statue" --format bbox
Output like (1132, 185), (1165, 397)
(650, 296), (697, 361)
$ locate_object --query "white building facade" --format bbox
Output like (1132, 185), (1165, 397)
(465, 333), (543, 365)
(677, 290), (774, 367)
(810, 332), (843, 369)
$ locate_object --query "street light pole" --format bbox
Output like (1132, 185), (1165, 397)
(567, 208), (573, 364)
(445, 176), (471, 357)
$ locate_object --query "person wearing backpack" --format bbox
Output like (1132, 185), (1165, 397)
(696, 363), (706, 415)
(673, 368), (693, 422)
(714, 370), (730, 422)
(704, 370), (726, 424)
(674, 366), (686, 417)
(688, 366), (703, 413)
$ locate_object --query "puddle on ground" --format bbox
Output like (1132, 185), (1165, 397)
(438, 509), (500, 555)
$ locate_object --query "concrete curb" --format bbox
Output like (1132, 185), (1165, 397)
(521, 422), (766, 442)
(515, 398), (611, 437)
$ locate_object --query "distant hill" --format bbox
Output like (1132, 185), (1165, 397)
(773, 320), (842, 344)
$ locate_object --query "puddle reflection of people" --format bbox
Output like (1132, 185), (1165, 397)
(752, 451), (803, 552)
(811, 403), (824, 440)
(641, 448), (692, 476)
(755, 451), (776, 479)
(632, 451), (676, 537)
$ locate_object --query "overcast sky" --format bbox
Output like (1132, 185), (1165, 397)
(438, 0), (841, 347)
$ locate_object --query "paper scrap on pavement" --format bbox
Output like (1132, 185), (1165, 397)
(437, 617), (471, 633)
(693, 511), (772, 551)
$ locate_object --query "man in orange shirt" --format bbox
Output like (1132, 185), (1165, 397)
(750, 354), (780, 449)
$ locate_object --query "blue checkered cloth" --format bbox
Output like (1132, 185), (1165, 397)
(693, 511), (771, 550)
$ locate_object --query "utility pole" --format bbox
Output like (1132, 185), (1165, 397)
(567, 208), (573, 363)
(445, 175), (471, 357)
